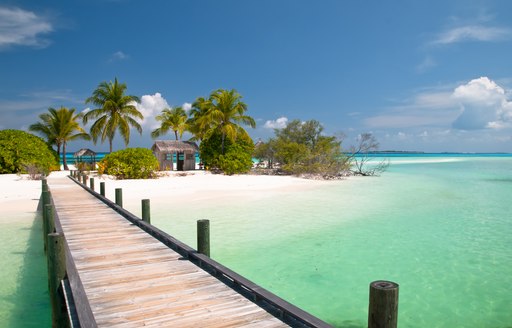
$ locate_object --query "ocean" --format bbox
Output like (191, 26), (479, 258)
(144, 154), (512, 328)
(2, 154), (511, 327)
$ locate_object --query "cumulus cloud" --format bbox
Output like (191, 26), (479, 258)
(264, 117), (288, 129)
(0, 6), (53, 50)
(432, 25), (512, 45)
(451, 77), (512, 130)
(133, 93), (170, 130)
(182, 102), (192, 112)
(109, 51), (128, 62)
(416, 56), (437, 73)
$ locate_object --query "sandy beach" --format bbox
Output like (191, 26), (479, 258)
(0, 170), (333, 219)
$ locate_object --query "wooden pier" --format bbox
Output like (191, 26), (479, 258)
(45, 174), (333, 327)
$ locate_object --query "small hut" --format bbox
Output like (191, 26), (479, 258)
(73, 148), (97, 167)
(151, 141), (199, 171)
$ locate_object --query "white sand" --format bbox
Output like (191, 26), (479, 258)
(0, 174), (44, 218)
(92, 171), (334, 207)
(0, 170), (334, 219)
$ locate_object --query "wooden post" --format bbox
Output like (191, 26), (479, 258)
(47, 232), (67, 327)
(115, 188), (123, 207)
(100, 182), (105, 197)
(89, 177), (95, 191)
(197, 219), (210, 256)
(142, 199), (151, 224)
(41, 190), (50, 247)
(83, 175), (88, 186)
(43, 204), (55, 253)
(368, 280), (399, 328)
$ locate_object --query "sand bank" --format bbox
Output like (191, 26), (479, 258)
(93, 171), (334, 207)
(0, 170), (335, 218)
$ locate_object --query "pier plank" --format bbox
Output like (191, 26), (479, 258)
(48, 175), (290, 327)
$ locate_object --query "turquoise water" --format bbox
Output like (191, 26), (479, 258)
(0, 211), (51, 327)
(142, 155), (512, 327)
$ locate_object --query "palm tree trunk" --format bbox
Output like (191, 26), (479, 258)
(109, 138), (113, 153)
(221, 133), (225, 154)
(62, 142), (68, 171)
(174, 130), (178, 140)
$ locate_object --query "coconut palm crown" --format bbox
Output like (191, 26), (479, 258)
(190, 89), (255, 153)
(151, 107), (188, 140)
(29, 106), (90, 170)
(83, 78), (142, 152)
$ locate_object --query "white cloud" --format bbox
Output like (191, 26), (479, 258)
(451, 77), (512, 130)
(416, 56), (437, 73)
(264, 116), (288, 129)
(0, 6), (53, 50)
(432, 25), (512, 45)
(133, 93), (170, 130)
(182, 102), (192, 112)
(109, 51), (128, 62)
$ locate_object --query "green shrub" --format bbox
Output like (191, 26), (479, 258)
(200, 131), (254, 174)
(0, 129), (59, 176)
(98, 148), (159, 179)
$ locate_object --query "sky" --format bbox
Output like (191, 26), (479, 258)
(1, 0), (512, 153)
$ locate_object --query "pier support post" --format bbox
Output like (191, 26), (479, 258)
(41, 189), (51, 248)
(47, 232), (67, 328)
(43, 204), (55, 253)
(368, 280), (399, 328)
(83, 175), (88, 186)
(142, 199), (151, 224)
(197, 219), (210, 257)
(100, 182), (105, 197)
(115, 188), (123, 207)
(89, 177), (95, 191)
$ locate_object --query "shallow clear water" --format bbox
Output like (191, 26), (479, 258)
(141, 156), (512, 328)
(0, 211), (51, 327)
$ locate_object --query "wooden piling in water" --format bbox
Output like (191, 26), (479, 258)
(115, 188), (123, 207)
(41, 190), (50, 250)
(142, 199), (151, 224)
(368, 280), (399, 328)
(197, 219), (210, 257)
(47, 232), (67, 327)
(89, 177), (95, 191)
(100, 182), (105, 197)
(43, 204), (55, 253)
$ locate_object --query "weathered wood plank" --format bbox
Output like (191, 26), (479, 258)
(47, 175), (292, 328)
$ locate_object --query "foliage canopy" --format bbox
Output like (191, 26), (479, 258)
(98, 147), (159, 179)
(84, 78), (142, 152)
(0, 130), (59, 175)
(254, 119), (350, 177)
(29, 106), (90, 170)
(199, 130), (254, 175)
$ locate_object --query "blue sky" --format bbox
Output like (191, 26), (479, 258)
(1, 0), (512, 152)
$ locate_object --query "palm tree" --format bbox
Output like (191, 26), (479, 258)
(202, 89), (256, 154)
(83, 78), (142, 152)
(187, 96), (212, 142)
(151, 107), (188, 140)
(29, 107), (90, 170)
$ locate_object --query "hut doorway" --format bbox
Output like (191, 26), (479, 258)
(177, 152), (185, 171)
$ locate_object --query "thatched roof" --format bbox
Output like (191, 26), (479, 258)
(74, 148), (97, 157)
(152, 140), (199, 153)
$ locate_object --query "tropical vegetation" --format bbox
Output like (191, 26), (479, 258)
(29, 106), (90, 170)
(84, 78), (142, 152)
(151, 106), (188, 140)
(199, 130), (254, 175)
(97, 148), (159, 179)
(0, 130), (59, 177)
(254, 120), (351, 178)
